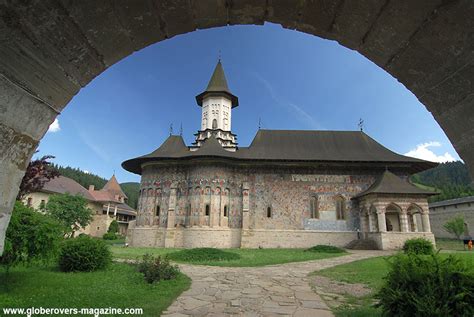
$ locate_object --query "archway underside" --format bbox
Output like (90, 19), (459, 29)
(0, 0), (473, 253)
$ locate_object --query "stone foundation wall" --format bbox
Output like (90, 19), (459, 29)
(127, 227), (241, 248)
(240, 229), (357, 248)
(368, 232), (436, 250)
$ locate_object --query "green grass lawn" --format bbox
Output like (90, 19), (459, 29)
(436, 237), (467, 251)
(315, 252), (474, 317)
(111, 246), (347, 267)
(0, 263), (190, 317)
(101, 237), (126, 246)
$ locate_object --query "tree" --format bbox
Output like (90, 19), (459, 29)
(17, 154), (60, 200)
(108, 220), (119, 234)
(0, 202), (63, 271)
(45, 193), (93, 238)
(443, 216), (465, 241)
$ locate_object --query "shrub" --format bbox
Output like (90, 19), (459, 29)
(102, 232), (118, 240)
(137, 254), (180, 284)
(168, 248), (240, 262)
(376, 254), (474, 317)
(305, 245), (346, 253)
(107, 220), (119, 234)
(0, 202), (63, 270)
(58, 236), (111, 272)
(402, 238), (434, 255)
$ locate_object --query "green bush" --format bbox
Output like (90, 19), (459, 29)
(107, 220), (119, 234)
(305, 245), (346, 253)
(102, 232), (118, 240)
(0, 202), (63, 270)
(402, 238), (434, 255)
(137, 254), (180, 284)
(168, 248), (241, 262)
(58, 236), (111, 272)
(376, 254), (474, 317)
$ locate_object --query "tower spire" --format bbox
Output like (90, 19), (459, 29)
(192, 61), (239, 151)
(195, 60), (239, 108)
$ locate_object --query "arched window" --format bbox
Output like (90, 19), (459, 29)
(212, 119), (217, 129)
(223, 205), (228, 217)
(310, 196), (319, 219)
(335, 196), (346, 220)
(267, 206), (272, 218)
(156, 205), (160, 216)
(205, 204), (210, 216)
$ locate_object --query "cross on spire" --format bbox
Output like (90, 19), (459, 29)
(358, 118), (364, 132)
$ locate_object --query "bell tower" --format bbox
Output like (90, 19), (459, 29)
(192, 60), (238, 151)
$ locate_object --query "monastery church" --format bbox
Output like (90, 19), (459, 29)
(123, 61), (437, 250)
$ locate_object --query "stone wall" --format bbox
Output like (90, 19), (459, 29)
(429, 204), (474, 238)
(241, 229), (357, 248)
(368, 232), (436, 250)
(78, 214), (112, 238)
(127, 227), (242, 248)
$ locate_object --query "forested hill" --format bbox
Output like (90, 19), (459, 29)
(411, 161), (474, 202)
(51, 164), (139, 209)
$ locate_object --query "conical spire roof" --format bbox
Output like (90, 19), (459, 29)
(103, 175), (127, 199)
(206, 60), (231, 92)
(196, 60), (239, 108)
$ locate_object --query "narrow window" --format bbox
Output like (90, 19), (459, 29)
(212, 119), (218, 129)
(310, 196), (319, 219)
(205, 204), (210, 216)
(156, 205), (160, 216)
(335, 196), (346, 220)
(224, 205), (228, 217)
(267, 206), (272, 218)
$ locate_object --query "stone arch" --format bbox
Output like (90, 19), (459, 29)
(369, 204), (379, 232)
(407, 203), (423, 232)
(0, 1), (473, 254)
(385, 203), (402, 232)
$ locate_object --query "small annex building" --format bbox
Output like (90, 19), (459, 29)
(122, 61), (437, 250)
(24, 175), (137, 237)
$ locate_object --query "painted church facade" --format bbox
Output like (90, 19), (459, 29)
(123, 61), (437, 250)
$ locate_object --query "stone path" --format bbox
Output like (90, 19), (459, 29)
(162, 250), (392, 316)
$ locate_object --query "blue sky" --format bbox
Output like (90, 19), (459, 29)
(39, 23), (459, 183)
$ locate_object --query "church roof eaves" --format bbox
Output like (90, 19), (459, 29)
(353, 170), (438, 199)
(122, 130), (438, 175)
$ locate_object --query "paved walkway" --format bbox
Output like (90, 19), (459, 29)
(162, 250), (392, 317)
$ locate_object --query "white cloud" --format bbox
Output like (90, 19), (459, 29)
(47, 118), (60, 133)
(83, 170), (90, 174)
(404, 141), (456, 163)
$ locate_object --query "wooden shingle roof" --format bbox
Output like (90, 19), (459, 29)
(122, 130), (438, 175)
